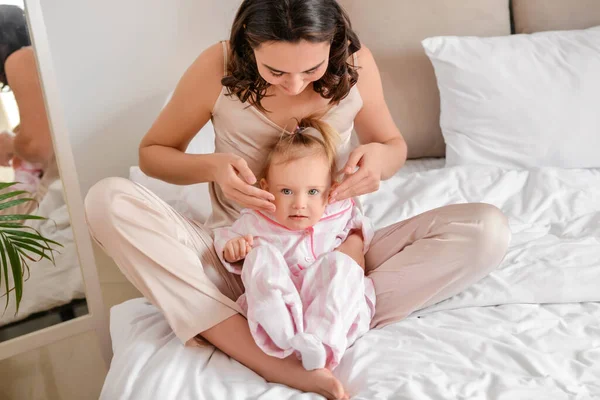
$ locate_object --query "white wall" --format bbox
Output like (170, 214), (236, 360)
(40, 0), (241, 194)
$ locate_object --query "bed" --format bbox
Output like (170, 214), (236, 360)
(99, 1), (600, 398)
(106, 157), (600, 399)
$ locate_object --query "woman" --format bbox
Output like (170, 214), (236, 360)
(85, 1), (510, 398)
(0, 4), (58, 215)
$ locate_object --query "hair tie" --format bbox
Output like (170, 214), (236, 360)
(294, 126), (305, 135)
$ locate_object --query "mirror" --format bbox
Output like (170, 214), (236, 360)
(0, 0), (88, 342)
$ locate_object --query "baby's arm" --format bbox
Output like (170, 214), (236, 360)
(213, 211), (259, 274)
(222, 234), (253, 263)
(340, 205), (375, 254)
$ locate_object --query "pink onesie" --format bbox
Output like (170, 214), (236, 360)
(213, 198), (376, 370)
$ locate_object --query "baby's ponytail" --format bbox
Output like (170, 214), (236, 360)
(262, 114), (339, 181)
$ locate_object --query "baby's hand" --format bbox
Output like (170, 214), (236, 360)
(223, 235), (253, 263)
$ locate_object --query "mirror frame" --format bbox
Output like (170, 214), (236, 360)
(0, 0), (111, 365)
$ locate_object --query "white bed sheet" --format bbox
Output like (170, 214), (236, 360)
(103, 159), (600, 399)
(106, 299), (600, 400)
(0, 179), (85, 326)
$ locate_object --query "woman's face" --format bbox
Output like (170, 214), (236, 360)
(253, 40), (330, 96)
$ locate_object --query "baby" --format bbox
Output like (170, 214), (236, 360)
(213, 117), (375, 371)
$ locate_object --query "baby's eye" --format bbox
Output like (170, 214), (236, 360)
(308, 189), (319, 196)
(281, 188), (292, 195)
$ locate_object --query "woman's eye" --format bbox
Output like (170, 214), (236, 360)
(304, 69), (317, 75)
(281, 189), (292, 195)
(308, 189), (319, 196)
(270, 71), (284, 78)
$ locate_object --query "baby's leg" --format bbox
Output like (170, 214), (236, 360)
(242, 244), (304, 359)
(294, 252), (367, 370)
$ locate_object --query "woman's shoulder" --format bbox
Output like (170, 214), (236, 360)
(350, 45), (376, 81)
(5, 46), (36, 84)
(348, 45), (374, 68)
(187, 41), (228, 80)
(351, 45), (382, 102)
(169, 41), (228, 113)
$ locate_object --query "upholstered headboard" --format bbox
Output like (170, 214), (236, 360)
(512, 0), (600, 34)
(339, 0), (600, 159)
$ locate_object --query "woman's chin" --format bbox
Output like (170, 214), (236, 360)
(277, 85), (308, 97)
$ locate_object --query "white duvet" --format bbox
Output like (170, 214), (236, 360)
(102, 161), (600, 399)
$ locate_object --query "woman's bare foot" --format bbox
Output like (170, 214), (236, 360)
(307, 368), (348, 399)
(281, 361), (347, 399)
(200, 315), (349, 399)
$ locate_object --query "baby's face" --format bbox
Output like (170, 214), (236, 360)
(261, 154), (331, 230)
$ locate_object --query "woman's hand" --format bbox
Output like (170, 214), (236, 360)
(211, 153), (276, 213)
(335, 231), (365, 270)
(329, 143), (386, 203)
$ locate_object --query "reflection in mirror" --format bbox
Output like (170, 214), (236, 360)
(0, 1), (87, 342)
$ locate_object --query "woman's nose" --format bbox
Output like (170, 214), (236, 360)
(286, 75), (304, 94)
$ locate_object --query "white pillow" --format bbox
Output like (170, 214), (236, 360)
(422, 26), (600, 169)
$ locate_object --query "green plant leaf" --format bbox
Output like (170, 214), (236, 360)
(0, 239), (9, 312)
(4, 228), (61, 266)
(0, 182), (18, 191)
(9, 236), (54, 251)
(23, 258), (31, 282)
(16, 244), (53, 263)
(0, 198), (35, 211)
(0, 190), (28, 203)
(4, 239), (23, 313)
(0, 214), (45, 222)
(0, 186), (62, 315)
(15, 240), (55, 262)
(0, 223), (28, 228)
(14, 237), (57, 265)
(3, 229), (62, 247)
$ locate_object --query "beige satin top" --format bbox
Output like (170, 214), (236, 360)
(206, 42), (363, 229)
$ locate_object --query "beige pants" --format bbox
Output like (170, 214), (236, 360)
(85, 177), (510, 345)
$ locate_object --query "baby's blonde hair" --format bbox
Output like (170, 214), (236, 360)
(262, 115), (339, 182)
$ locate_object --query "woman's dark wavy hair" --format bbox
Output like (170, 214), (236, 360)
(222, 0), (361, 112)
(0, 5), (31, 89)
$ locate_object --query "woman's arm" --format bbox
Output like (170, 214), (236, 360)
(138, 42), (274, 211)
(138, 42), (225, 185)
(5, 47), (54, 167)
(353, 46), (407, 178)
(330, 46), (407, 202)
